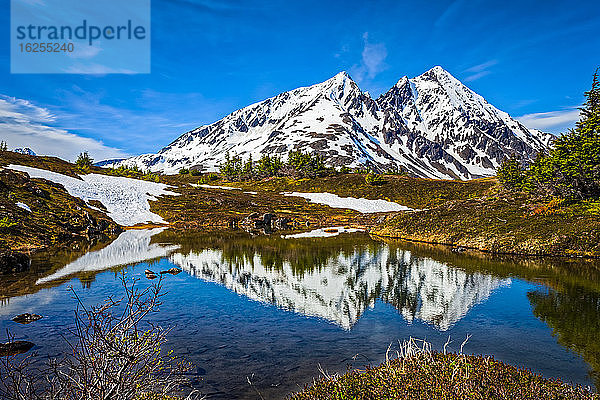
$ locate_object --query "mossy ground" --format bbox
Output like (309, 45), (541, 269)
(290, 352), (598, 400)
(373, 189), (600, 257)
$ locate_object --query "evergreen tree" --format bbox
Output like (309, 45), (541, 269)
(256, 154), (283, 178)
(497, 154), (526, 191)
(75, 151), (94, 171)
(547, 69), (600, 199)
(498, 69), (600, 200)
(0, 141), (7, 151)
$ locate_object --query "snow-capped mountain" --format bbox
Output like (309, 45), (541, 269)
(106, 67), (553, 179)
(13, 147), (36, 156)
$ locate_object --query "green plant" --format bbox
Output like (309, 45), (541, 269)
(497, 154), (526, 191)
(365, 172), (386, 185)
(198, 173), (219, 184)
(0, 216), (17, 229)
(290, 337), (597, 400)
(178, 168), (189, 175)
(288, 150), (328, 178)
(0, 275), (200, 400)
(218, 151), (244, 181)
(256, 154), (283, 178)
(75, 152), (94, 172)
(0, 141), (7, 152)
(189, 169), (201, 176)
(499, 69), (600, 200)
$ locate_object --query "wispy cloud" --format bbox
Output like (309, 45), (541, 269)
(463, 60), (498, 82)
(434, 0), (467, 28)
(350, 32), (388, 82)
(517, 107), (580, 133)
(0, 95), (127, 161)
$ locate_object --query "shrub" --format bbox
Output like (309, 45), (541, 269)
(75, 152), (94, 172)
(0, 141), (7, 152)
(290, 338), (596, 400)
(0, 274), (200, 400)
(0, 216), (17, 229)
(178, 168), (189, 175)
(288, 150), (328, 178)
(256, 154), (283, 178)
(497, 154), (526, 191)
(365, 172), (386, 185)
(189, 169), (202, 176)
(198, 173), (219, 184)
(218, 151), (244, 181)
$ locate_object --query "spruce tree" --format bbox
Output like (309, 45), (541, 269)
(549, 69), (600, 199)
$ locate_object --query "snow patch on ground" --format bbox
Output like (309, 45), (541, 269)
(282, 226), (363, 239)
(8, 165), (178, 226)
(282, 192), (413, 213)
(15, 202), (31, 212)
(192, 184), (241, 190)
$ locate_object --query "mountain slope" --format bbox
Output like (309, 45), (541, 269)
(107, 67), (553, 179)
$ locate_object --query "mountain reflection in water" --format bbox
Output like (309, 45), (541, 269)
(4, 229), (598, 396)
(171, 246), (510, 330)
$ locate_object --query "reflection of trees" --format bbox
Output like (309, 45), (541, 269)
(528, 287), (600, 388)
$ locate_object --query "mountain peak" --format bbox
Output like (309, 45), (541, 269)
(428, 65), (450, 75)
(394, 75), (409, 88)
(325, 70), (354, 85)
(106, 65), (553, 180)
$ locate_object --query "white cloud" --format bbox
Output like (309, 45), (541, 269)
(463, 60), (498, 82)
(350, 32), (388, 82)
(517, 108), (580, 132)
(0, 94), (128, 161)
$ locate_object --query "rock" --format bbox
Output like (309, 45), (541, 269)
(248, 212), (259, 219)
(451, 246), (467, 253)
(262, 213), (277, 228)
(275, 217), (293, 229)
(0, 251), (31, 274)
(144, 269), (157, 279)
(12, 313), (43, 324)
(0, 341), (35, 356)
(160, 267), (181, 275)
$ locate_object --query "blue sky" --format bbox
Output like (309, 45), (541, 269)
(1, 0), (599, 161)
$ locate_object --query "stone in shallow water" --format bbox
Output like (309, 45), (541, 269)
(12, 313), (43, 324)
(145, 269), (157, 279)
(161, 267), (182, 275)
(0, 341), (35, 356)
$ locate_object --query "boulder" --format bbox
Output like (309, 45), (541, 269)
(0, 251), (31, 274)
(0, 341), (35, 356)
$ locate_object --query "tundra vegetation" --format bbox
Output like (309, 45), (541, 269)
(289, 338), (598, 400)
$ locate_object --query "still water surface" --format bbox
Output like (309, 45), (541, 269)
(1, 228), (599, 399)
